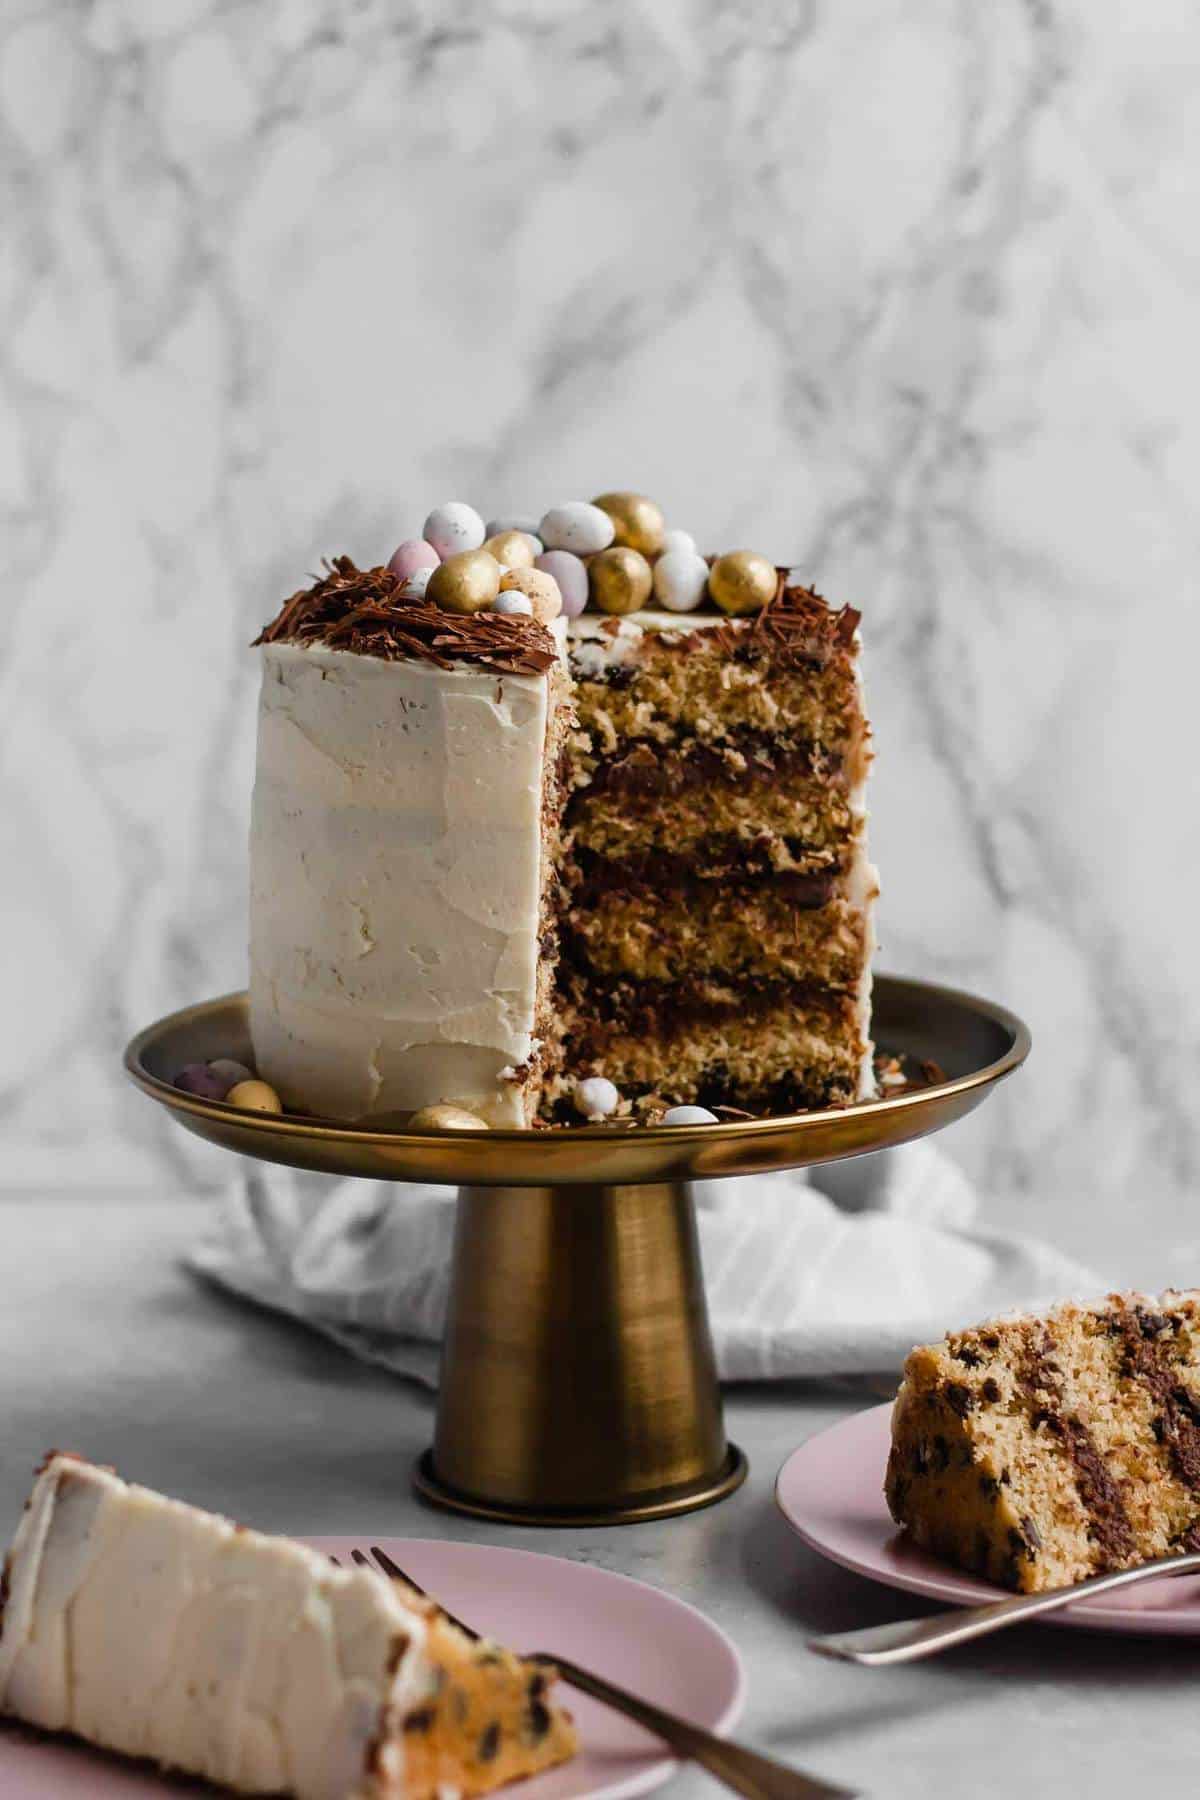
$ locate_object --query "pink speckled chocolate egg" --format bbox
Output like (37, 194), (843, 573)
(174, 1063), (228, 1101)
(387, 539), (440, 581)
(535, 550), (589, 618)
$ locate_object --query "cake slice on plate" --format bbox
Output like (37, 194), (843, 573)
(0, 1453), (576, 1797)
(886, 1290), (1200, 1592)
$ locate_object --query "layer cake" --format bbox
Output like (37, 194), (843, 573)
(887, 1291), (1200, 1592)
(0, 1452), (576, 1796)
(248, 497), (878, 1126)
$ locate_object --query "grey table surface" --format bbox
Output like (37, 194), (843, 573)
(2, 1191), (1193, 1797)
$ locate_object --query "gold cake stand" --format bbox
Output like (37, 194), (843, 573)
(125, 975), (1029, 1526)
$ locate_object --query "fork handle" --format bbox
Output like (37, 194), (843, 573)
(808, 1547), (1200, 1666)
(541, 1654), (853, 1800)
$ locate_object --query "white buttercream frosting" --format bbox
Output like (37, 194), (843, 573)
(0, 1455), (435, 1798)
(249, 640), (551, 1125)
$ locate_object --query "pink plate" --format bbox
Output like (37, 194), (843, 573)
(0, 1535), (744, 1798)
(776, 1402), (1200, 1637)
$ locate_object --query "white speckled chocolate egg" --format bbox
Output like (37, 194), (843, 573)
(535, 550), (589, 617)
(661, 528), (697, 557)
(661, 1104), (719, 1125)
(493, 591), (533, 617)
(400, 565), (434, 599)
(574, 1076), (620, 1120)
(653, 548), (710, 613)
(422, 501), (486, 559)
(538, 501), (615, 556)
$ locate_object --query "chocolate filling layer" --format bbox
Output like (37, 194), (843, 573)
(1108, 1300), (1200, 1494)
(578, 734), (845, 799)
(1018, 1328), (1135, 1565)
(565, 842), (840, 894)
(558, 969), (856, 1035)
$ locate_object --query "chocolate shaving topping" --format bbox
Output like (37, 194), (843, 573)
(254, 556), (559, 678)
(581, 734), (844, 800)
(702, 572), (861, 668)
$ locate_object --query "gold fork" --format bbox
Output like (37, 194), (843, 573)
(342, 1545), (854, 1800)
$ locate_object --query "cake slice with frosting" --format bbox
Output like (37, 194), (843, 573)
(886, 1291), (1200, 1592)
(0, 1453), (577, 1796)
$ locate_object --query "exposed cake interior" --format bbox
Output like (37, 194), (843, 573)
(0, 1451), (576, 1797)
(886, 1290), (1200, 1593)
(545, 601), (876, 1117)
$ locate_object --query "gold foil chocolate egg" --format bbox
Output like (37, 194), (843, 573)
(483, 529), (536, 570)
(708, 550), (777, 616)
(592, 492), (666, 559)
(408, 1103), (489, 1131)
(426, 549), (502, 615)
(589, 545), (653, 616)
(226, 1079), (283, 1114)
(500, 566), (562, 624)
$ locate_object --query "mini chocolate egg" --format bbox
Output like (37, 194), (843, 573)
(422, 501), (485, 559)
(387, 538), (440, 581)
(500, 566), (562, 625)
(426, 548), (502, 614)
(483, 529), (536, 570)
(400, 565), (434, 599)
(226, 1079), (283, 1114)
(661, 528), (697, 557)
(589, 545), (653, 616)
(538, 501), (615, 556)
(574, 1076), (620, 1120)
(708, 549), (778, 616)
(493, 591), (533, 617)
(592, 492), (666, 558)
(174, 1063), (227, 1101)
(485, 516), (541, 543)
(208, 1058), (254, 1094)
(408, 1103), (489, 1131)
(535, 550), (589, 617)
(653, 547), (709, 613)
(661, 1104), (719, 1125)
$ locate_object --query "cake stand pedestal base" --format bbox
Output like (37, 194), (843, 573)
(413, 1180), (747, 1525)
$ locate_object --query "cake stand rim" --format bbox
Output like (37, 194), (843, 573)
(123, 972), (1030, 1183)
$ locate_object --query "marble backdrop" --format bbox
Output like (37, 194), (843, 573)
(4, 0), (1198, 1275)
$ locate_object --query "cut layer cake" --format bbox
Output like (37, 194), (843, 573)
(246, 494), (878, 1127)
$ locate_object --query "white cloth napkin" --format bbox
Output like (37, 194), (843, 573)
(189, 1142), (1103, 1386)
